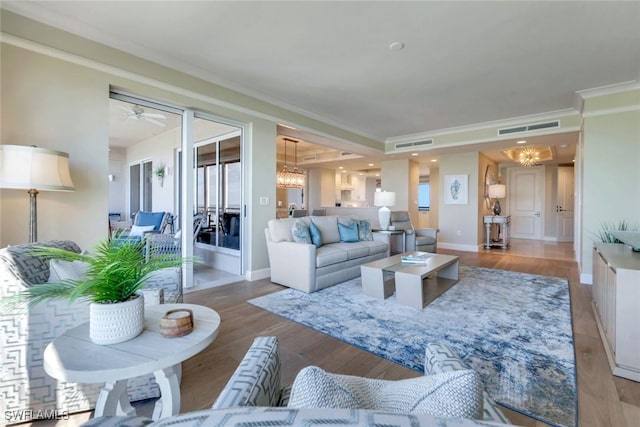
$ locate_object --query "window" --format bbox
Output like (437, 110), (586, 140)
(129, 160), (152, 215)
(418, 181), (430, 212)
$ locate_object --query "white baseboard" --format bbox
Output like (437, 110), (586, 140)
(580, 273), (593, 285)
(246, 267), (270, 281)
(438, 242), (479, 252)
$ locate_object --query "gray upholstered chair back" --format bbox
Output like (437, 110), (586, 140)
(390, 211), (414, 232)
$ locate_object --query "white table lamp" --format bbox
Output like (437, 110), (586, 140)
(374, 191), (396, 230)
(488, 184), (506, 216)
(0, 145), (75, 242)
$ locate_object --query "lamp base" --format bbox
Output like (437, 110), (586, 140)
(492, 200), (502, 216)
(378, 206), (391, 230)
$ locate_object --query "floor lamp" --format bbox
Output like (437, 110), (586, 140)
(0, 145), (75, 242)
(374, 191), (396, 230)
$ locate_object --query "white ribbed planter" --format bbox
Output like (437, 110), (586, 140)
(89, 294), (144, 345)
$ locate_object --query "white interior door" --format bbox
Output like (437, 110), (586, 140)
(556, 166), (575, 242)
(508, 166), (544, 240)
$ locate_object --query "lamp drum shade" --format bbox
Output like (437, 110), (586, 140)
(374, 191), (396, 207)
(0, 145), (75, 191)
(488, 184), (506, 199)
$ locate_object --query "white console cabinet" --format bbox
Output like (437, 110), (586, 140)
(592, 243), (640, 381)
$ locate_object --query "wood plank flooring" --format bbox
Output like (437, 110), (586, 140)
(26, 243), (640, 427)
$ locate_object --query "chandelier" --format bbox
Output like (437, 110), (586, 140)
(502, 146), (553, 167)
(276, 138), (305, 188)
(518, 147), (540, 167)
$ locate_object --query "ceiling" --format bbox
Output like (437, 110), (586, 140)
(14, 2), (637, 173)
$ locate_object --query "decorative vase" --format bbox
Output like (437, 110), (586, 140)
(89, 294), (145, 345)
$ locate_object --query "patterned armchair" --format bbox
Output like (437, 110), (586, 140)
(0, 240), (176, 424)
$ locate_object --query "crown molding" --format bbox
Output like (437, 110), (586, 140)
(576, 81), (640, 99)
(386, 108), (580, 145)
(582, 105), (640, 118)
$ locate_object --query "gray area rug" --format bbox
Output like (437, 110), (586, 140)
(248, 265), (577, 427)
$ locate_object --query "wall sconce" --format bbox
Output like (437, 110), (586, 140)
(108, 174), (115, 182)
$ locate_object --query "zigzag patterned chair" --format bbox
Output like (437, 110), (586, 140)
(85, 337), (511, 427)
(0, 240), (179, 424)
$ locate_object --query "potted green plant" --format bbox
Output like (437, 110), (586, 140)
(154, 163), (167, 187)
(9, 234), (188, 345)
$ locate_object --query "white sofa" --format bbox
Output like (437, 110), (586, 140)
(265, 216), (388, 293)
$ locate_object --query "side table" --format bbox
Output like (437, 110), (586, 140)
(372, 229), (407, 254)
(43, 303), (220, 420)
(483, 215), (511, 249)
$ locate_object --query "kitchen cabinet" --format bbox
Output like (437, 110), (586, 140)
(592, 243), (640, 381)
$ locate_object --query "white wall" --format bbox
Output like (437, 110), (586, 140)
(1, 44), (109, 248)
(438, 152), (480, 251)
(108, 147), (127, 219)
(580, 91), (640, 282)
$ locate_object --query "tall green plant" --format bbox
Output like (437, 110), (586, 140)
(9, 236), (189, 308)
(595, 220), (632, 243)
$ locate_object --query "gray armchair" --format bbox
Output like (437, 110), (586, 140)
(390, 211), (439, 253)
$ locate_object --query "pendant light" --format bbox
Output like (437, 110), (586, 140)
(276, 138), (305, 188)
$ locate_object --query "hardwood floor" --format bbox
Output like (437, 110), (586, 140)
(27, 243), (640, 427)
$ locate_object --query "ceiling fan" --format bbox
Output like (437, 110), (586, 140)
(121, 105), (167, 127)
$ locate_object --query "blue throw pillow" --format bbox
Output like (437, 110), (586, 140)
(309, 221), (322, 248)
(338, 221), (359, 243)
(357, 219), (373, 241)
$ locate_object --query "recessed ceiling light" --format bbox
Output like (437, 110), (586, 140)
(430, 159), (438, 163)
(368, 163), (374, 167)
(560, 144), (568, 148)
(338, 166), (344, 169)
(342, 170), (347, 173)
(389, 41), (405, 51)
(411, 153), (419, 156)
(375, 173), (380, 177)
(517, 140), (527, 144)
(359, 173), (364, 176)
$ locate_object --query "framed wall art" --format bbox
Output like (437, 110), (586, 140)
(444, 174), (468, 205)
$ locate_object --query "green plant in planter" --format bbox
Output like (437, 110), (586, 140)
(9, 235), (188, 308)
(155, 163), (167, 187)
(595, 220), (634, 243)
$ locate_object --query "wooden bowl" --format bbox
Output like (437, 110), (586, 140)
(160, 309), (194, 337)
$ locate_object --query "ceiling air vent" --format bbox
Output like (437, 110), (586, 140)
(303, 155), (317, 161)
(394, 139), (433, 150)
(340, 151), (353, 157)
(498, 120), (560, 136)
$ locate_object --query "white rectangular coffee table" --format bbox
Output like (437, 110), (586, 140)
(361, 252), (459, 309)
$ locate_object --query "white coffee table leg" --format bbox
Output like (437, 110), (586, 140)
(152, 365), (181, 420)
(95, 380), (135, 417)
(437, 260), (459, 280)
(361, 265), (394, 299)
(395, 271), (424, 309)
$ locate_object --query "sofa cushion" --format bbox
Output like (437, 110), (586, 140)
(268, 218), (296, 242)
(315, 245), (348, 267)
(332, 243), (370, 260)
(356, 240), (389, 256)
(337, 221), (359, 243)
(311, 216), (340, 244)
(416, 235), (437, 246)
(48, 259), (89, 282)
(0, 240), (82, 286)
(356, 219), (374, 241)
(287, 366), (483, 419)
(130, 225), (155, 237)
(292, 220), (312, 244)
(309, 222), (322, 248)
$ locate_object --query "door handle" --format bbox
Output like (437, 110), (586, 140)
(534, 212), (541, 217)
